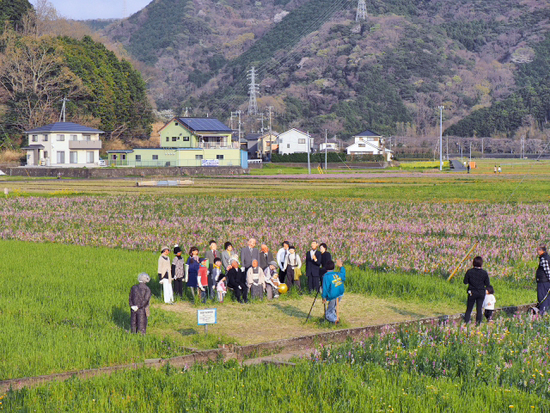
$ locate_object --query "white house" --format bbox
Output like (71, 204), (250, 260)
(23, 122), (103, 167)
(346, 129), (393, 161)
(277, 128), (312, 155)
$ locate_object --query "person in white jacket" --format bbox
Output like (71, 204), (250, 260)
(482, 285), (496, 321)
(283, 246), (302, 291)
(158, 246), (174, 304)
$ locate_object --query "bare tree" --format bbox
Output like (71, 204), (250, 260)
(0, 30), (83, 131)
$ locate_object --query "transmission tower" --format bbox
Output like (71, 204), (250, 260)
(247, 66), (259, 116)
(356, 0), (368, 21)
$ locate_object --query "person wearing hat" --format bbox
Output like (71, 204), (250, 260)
(129, 272), (152, 334)
(171, 245), (185, 298)
(264, 261), (281, 300)
(158, 246), (174, 304)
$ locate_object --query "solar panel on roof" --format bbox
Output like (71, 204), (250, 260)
(179, 118), (231, 132)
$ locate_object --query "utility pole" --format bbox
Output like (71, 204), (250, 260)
(268, 106), (273, 161)
(59, 97), (69, 122)
(356, 0), (368, 21)
(481, 138), (484, 158)
(446, 137), (449, 160)
(238, 111), (242, 143)
(183, 107), (190, 117)
(307, 131), (311, 175)
(324, 129), (328, 170)
(438, 106), (444, 171)
(247, 67), (259, 116)
(469, 141), (472, 163)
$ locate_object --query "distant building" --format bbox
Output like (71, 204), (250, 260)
(244, 132), (279, 159)
(107, 117), (247, 168)
(319, 137), (345, 152)
(278, 128), (311, 155)
(23, 122), (103, 167)
(346, 129), (393, 161)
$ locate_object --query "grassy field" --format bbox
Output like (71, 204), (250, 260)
(4, 315), (550, 412)
(0, 239), (536, 381)
(1, 163), (549, 410)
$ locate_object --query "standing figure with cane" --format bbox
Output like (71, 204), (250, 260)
(322, 259), (346, 324)
(535, 246), (550, 315)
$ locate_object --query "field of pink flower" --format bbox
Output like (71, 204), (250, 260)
(0, 195), (547, 279)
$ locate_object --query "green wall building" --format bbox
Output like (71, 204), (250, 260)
(108, 117), (247, 168)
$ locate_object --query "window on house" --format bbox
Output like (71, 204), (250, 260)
(358, 144), (366, 147)
(86, 151), (94, 163)
(183, 136), (189, 141)
(57, 134), (65, 141)
(112, 155), (117, 160)
(287, 144), (290, 148)
(216, 154), (224, 160)
(84, 135), (91, 141)
(152, 155), (158, 160)
(70, 135), (78, 141)
(44, 151), (48, 158)
(121, 154), (126, 161)
(175, 122), (179, 126)
(70, 151), (78, 164)
(172, 137), (177, 141)
(135, 155), (141, 161)
(43, 135), (48, 142)
(195, 155), (203, 160)
(166, 137), (169, 142)
(31, 135), (38, 142)
(298, 138), (306, 144)
(57, 151), (65, 164)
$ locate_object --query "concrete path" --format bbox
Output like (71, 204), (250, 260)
(450, 159), (467, 171)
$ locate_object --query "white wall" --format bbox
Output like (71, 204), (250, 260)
(278, 129), (311, 155)
(27, 132), (101, 166)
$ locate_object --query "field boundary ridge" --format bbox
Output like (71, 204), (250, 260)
(0, 303), (534, 393)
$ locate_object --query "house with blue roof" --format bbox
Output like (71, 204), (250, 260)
(107, 117), (247, 168)
(346, 129), (393, 161)
(23, 122), (103, 167)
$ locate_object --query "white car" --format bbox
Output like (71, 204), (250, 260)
(97, 160), (107, 167)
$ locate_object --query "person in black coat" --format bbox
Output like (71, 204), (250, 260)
(319, 243), (332, 284)
(129, 273), (152, 334)
(463, 256), (491, 325)
(306, 241), (322, 293)
(536, 246), (550, 315)
(226, 260), (248, 303)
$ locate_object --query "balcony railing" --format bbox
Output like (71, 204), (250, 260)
(197, 142), (240, 149)
(68, 140), (102, 150)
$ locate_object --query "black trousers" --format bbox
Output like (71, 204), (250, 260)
(464, 291), (485, 325)
(232, 284), (248, 303)
(131, 309), (148, 334)
(537, 282), (550, 315)
(484, 309), (494, 321)
(308, 276), (320, 293)
(173, 279), (184, 297)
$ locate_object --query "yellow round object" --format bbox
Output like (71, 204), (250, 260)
(278, 283), (288, 294)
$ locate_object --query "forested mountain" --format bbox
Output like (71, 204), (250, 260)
(0, 0), (32, 32)
(0, 3), (153, 140)
(95, 0), (550, 138)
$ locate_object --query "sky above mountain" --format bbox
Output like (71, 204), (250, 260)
(31, 0), (152, 20)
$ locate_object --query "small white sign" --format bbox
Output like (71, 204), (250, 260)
(197, 308), (217, 325)
(201, 159), (219, 167)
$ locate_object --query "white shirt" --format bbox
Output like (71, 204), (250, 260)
(482, 294), (496, 310)
(277, 248), (288, 269)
